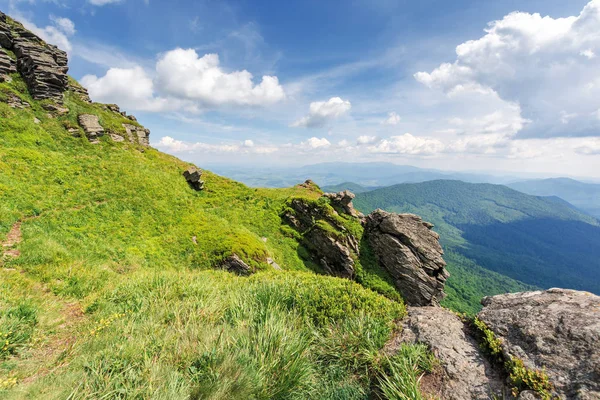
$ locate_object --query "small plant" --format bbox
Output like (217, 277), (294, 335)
(507, 358), (553, 400)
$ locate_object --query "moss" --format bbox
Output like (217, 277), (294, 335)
(471, 317), (554, 399)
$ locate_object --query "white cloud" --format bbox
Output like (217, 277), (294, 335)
(50, 16), (75, 35)
(155, 49), (285, 106)
(291, 97), (351, 128)
(368, 133), (445, 155)
(301, 137), (331, 149)
(382, 111), (401, 125)
(415, 0), (600, 139)
(574, 138), (600, 155)
(156, 136), (277, 154)
(88, 0), (122, 5)
(356, 135), (377, 145)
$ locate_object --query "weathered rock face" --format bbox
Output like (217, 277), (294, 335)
(183, 166), (205, 191)
(390, 306), (506, 399)
(123, 123), (150, 147)
(222, 254), (251, 275)
(4, 92), (29, 108)
(478, 289), (600, 400)
(283, 197), (358, 279)
(0, 48), (16, 81)
(324, 190), (362, 218)
(363, 209), (448, 306)
(78, 114), (104, 143)
(69, 81), (91, 103)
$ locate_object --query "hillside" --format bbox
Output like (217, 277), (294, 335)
(508, 177), (600, 219)
(321, 182), (377, 194)
(354, 180), (600, 300)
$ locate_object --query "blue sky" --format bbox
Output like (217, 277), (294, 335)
(2, 0), (600, 177)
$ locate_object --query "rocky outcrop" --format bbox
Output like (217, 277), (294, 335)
(123, 123), (150, 147)
(363, 209), (448, 306)
(478, 289), (600, 400)
(390, 306), (506, 399)
(283, 197), (358, 279)
(69, 81), (91, 103)
(0, 11), (69, 101)
(78, 114), (104, 143)
(324, 190), (362, 218)
(222, 254), (251, 275)
(183, 166), (205, 191)
(0, 48), (16, 81)
(4, 92), (30, 108)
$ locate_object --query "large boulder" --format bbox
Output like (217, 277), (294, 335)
(389, 306), (506, 399)
(283, 197), (358, 279)
(363, 209), (448, 306)
(478, 289), (600, 400)
(324, 190), (363, 217)
(183, 166), (205, 191)
(78, 114), (104, 142)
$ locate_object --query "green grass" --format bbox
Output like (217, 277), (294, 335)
(0, 73), (435, 398)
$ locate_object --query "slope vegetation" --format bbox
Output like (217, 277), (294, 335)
(354, 180), (600, 308)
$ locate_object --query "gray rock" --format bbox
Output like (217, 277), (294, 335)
(42, 102), (69, 115)
(0, 48), (16, 80)
(123, 123), (150, 147)
(363, 209), (448, 306)
(324, 190), (363, 217)
(110, 133), (125, 142)
(389, 306), (506, 399)
(282, 197), (358, 279)
(78, 114), (104, 141)
(68, 81), (91, 103)
(222, 254), (251, 275)
(478, 289), (600, 400)
(5, 93), (30, 108)
(183, 166), (205, 191)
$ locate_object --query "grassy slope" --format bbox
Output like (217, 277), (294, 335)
(0, 72), (442, 398)
(354, 180), (600, 313)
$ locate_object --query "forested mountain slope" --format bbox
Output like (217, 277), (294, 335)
(354, 180), (600, 299)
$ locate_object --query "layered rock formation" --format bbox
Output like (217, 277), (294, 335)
(0, 48), (16, 81)
(283, 197), (358, 279)
(390, 306), (506, 399)
(364, 209), (448, 306)
(0, 11), (69, 102)
(324, 190), (362, 217)
(123, 123), (150, 147)
(78, 114), (104, 143)
(479, 289), (600, 399)
(222, 254), (251, 275)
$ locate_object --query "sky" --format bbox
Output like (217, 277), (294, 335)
(2, 0), (600, 178)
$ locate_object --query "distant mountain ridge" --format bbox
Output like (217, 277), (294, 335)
(508, 177), (600, 218)
(353, 180), (600, 299)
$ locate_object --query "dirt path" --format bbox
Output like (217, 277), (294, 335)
(2, 220), (23, 258)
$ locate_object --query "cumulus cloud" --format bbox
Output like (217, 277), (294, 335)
(415, 0), (600, 139)
(155, 49), (285, 106)
(356, 135), (377, 145)
(382, 112), (401, 125)
(368, 133), (445, 155)
(80, 48), (286, 112)
(156, 136), (277, 154)
(291, 97), (351, 128)
(301, 137), (331, 149)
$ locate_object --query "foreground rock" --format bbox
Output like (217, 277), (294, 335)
(183, 166), (205, 191)
(78, 114), (104, 143)
(222, 254), (251, 275)
(283, 197), (358, 279)
(0, 48), (16, 81)
(324, 190), (362, 217)
(479, 289), (600, 400)
(123, 123), (150, 147)
(364, 210), (448, 306)
(390, 306), (506, 399)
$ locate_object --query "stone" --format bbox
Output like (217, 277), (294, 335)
(0, 48), (16, 80)
(324, 190), (362, 217)
(5, 93), (30, 108)
(33, 117), (40, 124)
(110, 133), (125, 142)
(123, 123), (150, 147)
(222, 254), (251, 275)
(282, 197), (358, 279)
(478, 289), (600, 400)
(267, 257), (282, 270)
(389, 306), (506, 399)
(68, 81), (91, 103)
(183, 166), (205, 191)
(42, 102), (69, 115)
(363, 209), (448, 306)
(78, 114), (104, 141)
